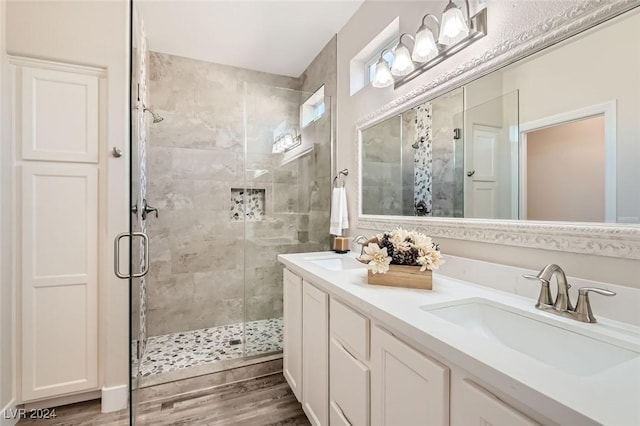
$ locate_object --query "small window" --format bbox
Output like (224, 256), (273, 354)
(349, 17), (400, 95)
(366, 49), (395, 85)
(301, 85), (325, 128)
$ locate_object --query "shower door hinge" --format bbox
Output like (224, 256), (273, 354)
(136, 340), (141, 360)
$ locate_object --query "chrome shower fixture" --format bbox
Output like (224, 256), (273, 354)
(145, 107), (164, 123)
(134, 104), (164, 123)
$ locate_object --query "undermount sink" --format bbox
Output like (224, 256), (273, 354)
(421, 298), (640, 376)
(307, 256), (365, 271)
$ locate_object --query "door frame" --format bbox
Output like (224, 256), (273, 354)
(519, 101), (617, 222)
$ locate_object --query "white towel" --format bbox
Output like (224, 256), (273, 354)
(330, 187), (349, 236)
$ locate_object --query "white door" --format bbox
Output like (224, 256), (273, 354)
(283, 268), (303, 401)
(21, 163), (99, 401)
(464, 125), (500, 218)
(371, 326), (449, 426)
(302, 280), (329, 426)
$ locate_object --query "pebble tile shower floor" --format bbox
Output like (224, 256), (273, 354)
(140, 318), (283, 377)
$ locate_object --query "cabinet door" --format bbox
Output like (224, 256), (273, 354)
(453, 379), (538, 426)
(21, 163), (99, 401)
(302, 280), (329, 426)
(371, 326), (449, 426)
(330, 338), (369, 426)
(21, 66), (99, 163)
(283, 269), (303, 401)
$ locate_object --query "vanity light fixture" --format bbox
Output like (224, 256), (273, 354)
(372, 50), (394, 88)
(412, 14), (440, 63)
(439, 0), (471, 45)
(391, 34), (416, 77)
(371, 3), (487, 90)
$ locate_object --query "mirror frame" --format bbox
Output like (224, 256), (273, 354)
(356, 0), (640, 260)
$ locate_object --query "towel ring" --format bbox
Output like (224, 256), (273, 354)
(333, 169), (349, 187)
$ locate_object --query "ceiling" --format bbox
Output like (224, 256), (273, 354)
(137, 0), (364, 77)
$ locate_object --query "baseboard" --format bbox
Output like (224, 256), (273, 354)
(101, 385), (127, 413)
(1, 399), (18, 426)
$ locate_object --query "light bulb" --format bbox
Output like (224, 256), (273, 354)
(372, 57), (394, 88)
(391, 43), (415, 77)
(412, 27), (438, 63)
(439, 2), (469, 45)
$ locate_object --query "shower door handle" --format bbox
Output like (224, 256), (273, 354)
(114, 232), (149, 279)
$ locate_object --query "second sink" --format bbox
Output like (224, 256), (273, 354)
(421, 298), (639, 376)
(307, 256), (365, 271)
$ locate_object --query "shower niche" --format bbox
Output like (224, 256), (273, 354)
(231, 188), (266, 222)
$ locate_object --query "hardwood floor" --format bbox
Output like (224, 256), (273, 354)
(17, 374), (310, 426)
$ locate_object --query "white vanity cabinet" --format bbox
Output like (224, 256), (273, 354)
(451, 377), (539, 426)
(371, 326), (449, 426)
(283, 267), (541, 426)
(302, 279), (330, 426)
(329, 299), (370, 426)
(283, 268), (303, 401)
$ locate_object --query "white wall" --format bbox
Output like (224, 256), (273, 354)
(503, 11), (640, 222)
(1, 0), (16, 418)
(526, 117), (605, 222)
(336, 1), (640, 288)
(6, 0), (129, 406)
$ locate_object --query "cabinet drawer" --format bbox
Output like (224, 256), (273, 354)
(330, 298), (369, 361)
(330, 401), (352, 426)
(457, 379), (538, 426)
(330, 338), (369, 426)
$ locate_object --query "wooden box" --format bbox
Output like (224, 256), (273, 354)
(367, 264), (433, 290)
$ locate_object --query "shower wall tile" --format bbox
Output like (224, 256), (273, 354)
(147, 47), (333, 336)
(147, 273), (194, 311)
(246, 295), (283, 323)
(147, 52), (298, 335)
(170, 148), (240, 180)
(147, 297), (245, 337)
(171, 239), (241, 274)
(194, 269), (244, 302)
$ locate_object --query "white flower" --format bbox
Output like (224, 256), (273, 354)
(359, 243), (392, 274)
(417, 246), (445, 271)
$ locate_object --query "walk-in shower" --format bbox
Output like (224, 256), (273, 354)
(130, 35), (332, 393)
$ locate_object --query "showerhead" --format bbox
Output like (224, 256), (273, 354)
(143, 107), (164, 123)
(412, 136), (425, 149)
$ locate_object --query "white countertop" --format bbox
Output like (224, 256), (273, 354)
(278, 251), (640, 426)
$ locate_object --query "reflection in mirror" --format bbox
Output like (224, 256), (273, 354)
(359, 8), (640, 224)
(463, 90), (519, 219)
(361, 88), (464, 217)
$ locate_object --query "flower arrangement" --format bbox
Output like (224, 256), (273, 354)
(358, 228), (444, 274)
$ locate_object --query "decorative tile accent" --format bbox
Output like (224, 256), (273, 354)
(139, 318), (283, 378)
(134, 15), (150, 363)
(413, 103), (433, 215)
(230, 188), (266, 221)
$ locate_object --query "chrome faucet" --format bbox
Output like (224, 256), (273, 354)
(524, 264), (615, 323)
(352, 235), (369, 256)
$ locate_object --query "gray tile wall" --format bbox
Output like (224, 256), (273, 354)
(432, 88), (464, 217)
(146, 48), (333, 336)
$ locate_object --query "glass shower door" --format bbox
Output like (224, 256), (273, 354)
(127, 4), (147, 424)
(242, 83), (332, 354)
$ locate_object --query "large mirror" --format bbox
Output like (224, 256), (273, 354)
(360, 7), (640, 224)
